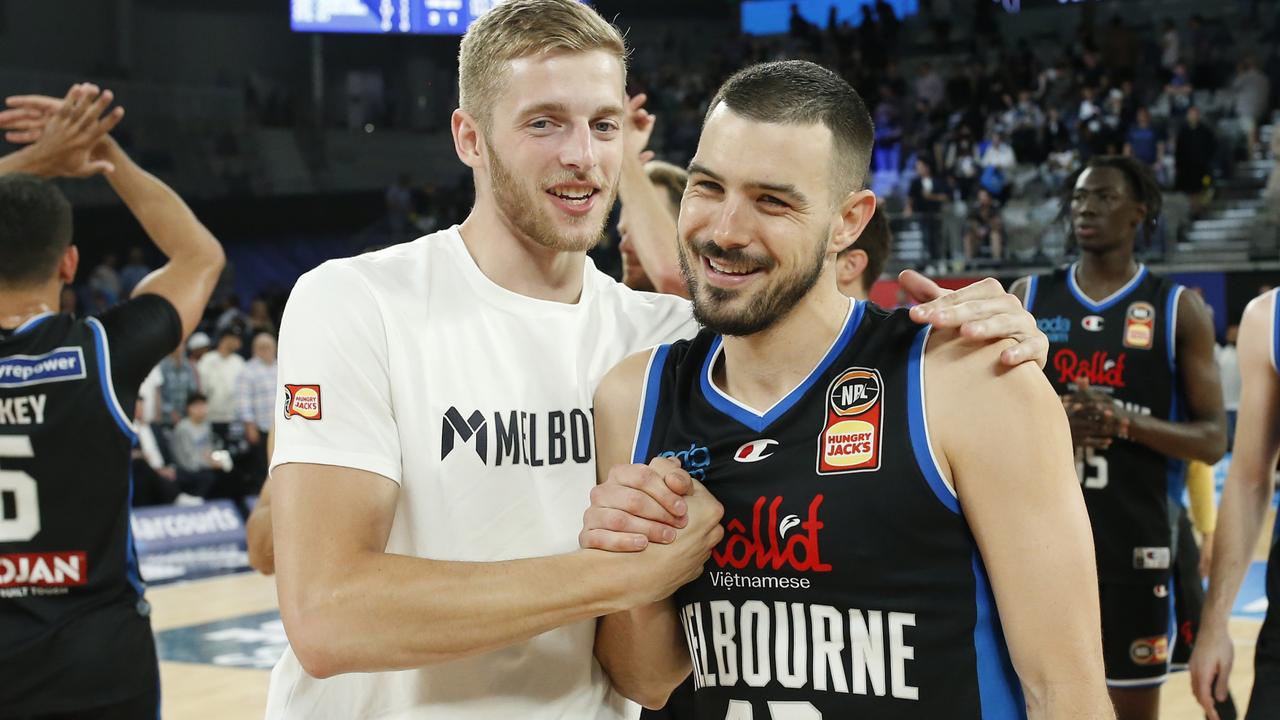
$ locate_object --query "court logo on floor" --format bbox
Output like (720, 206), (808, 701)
(157, 609), (285, 670)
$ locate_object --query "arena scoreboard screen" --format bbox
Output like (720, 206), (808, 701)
(290, 0), (584, 36)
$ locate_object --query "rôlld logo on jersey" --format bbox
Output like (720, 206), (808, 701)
(712, 495), (831, 573)
(283, 384), (322, 420)
(734, 439), (777, 463)
(817, 367), (883, 475)
(0, 551), (88, 588)
(1124, 301), (1155, 349)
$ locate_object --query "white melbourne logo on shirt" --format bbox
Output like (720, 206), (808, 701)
(440, 406), (594, 467)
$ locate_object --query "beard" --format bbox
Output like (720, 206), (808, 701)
(678, 228), (828, 337)
(488, 146), (614, 253)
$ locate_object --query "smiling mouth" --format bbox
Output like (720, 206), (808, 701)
(546, 187), (598, 206)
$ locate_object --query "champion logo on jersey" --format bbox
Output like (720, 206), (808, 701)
(283, 384), (322, 420)
(1081, 315), (1104, 332)
(734, 439), (777, 463)
(1124, 301), (1156, 349)
(817, 367), (883, 475)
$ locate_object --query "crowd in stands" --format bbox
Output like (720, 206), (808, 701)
(66, 250), (282, 513)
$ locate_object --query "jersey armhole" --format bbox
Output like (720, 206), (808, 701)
(86, 317), (139, 443)
(1022, 275), (1039, 313)
(1166, 285), (1184, 375)
(906, 325), (961, 514)
(630, 344), (672, 464)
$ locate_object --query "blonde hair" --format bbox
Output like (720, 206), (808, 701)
(458, 0), (627, 130)
(644, 160), (688, 211)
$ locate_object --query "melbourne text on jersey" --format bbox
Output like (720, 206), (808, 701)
(681, 600), (920, 701)
(440, 406), (593, 467)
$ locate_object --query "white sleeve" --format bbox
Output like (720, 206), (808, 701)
(270, 262), (402, 484)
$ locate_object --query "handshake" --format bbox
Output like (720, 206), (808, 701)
(579, 457), (726, 605)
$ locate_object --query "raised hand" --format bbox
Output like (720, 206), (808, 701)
(0, 93), (63, 144)
(624, 93), (656, 161)
(903, 271), (1049, 369)
(14, 83), (124, 178)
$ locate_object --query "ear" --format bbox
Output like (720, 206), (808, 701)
(1131, 201), (1148, 231)
(451, 109), (486, 171)
(837, 248), (869, 288)
(58, 245), (79, 285)
(829, 189), (877, 256)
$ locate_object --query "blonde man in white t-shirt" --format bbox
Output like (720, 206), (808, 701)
(263, 2), (1052, 719)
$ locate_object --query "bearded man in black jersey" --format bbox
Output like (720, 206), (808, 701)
(580, 61), (1111, 720)
(0, 83), (224, 719)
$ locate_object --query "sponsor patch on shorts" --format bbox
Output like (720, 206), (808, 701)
(1133, 546), (1170, 570)
(1129, 635), (1169, 666)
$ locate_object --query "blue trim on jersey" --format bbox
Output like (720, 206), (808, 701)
(632, 344), (672, 464)
(1067, 263), (1148, 313)
(972, 551), (1028, 719)
(698, 300), (865, 433)
(1272, 290), (1280, 374)
(1165, 286), (1182, 374)
(1165, 286), (1188, 505)
(1023, 276), (1038, 313)
(907, 326), (962, 515)
(124, 462), (145, 598)
(11, 311), (54, 336)
(87, 319), (138, 442)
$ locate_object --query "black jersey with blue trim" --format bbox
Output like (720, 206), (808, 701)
(1024, 264), (1185, 582)
(632, 299), (1026, 719)
(0, 298), (178, 715)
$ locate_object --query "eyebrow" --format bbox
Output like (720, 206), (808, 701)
(687, 162), (810, 206)
(517, 101), (625, 119)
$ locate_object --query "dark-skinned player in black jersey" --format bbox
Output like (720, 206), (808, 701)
(0, 84), (224, 719)
(578, 61), (1111, 720)
(1009, 156), (1227, 720)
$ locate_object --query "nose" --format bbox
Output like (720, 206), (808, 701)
(559, 121), (597, 175)
(710, 194), (752, 251)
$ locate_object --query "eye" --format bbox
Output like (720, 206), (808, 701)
(594, 121), (619, 133)
(760, 195), (788, 207)
(530, 119), (552, 130)
(695, 180), (722, 192)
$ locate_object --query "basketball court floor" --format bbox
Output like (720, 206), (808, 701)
(148, 514), (1276, 719)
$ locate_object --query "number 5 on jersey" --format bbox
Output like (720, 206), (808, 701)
(0, 436), (39, 542)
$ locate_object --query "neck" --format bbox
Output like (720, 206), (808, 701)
(0, 283), (59, 330)
(716, 282), (852, 412)
(1076, 245), (1139, 296)
(458, 198), (588, 304)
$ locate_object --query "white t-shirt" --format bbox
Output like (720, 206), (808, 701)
(265, 226), (697, 720)
(137, 366), (163, 425)
(197, 350), (245, 424)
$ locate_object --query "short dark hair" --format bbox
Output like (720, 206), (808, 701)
(186, 392), (208, 408)
(840, 203), (892, 295)
(1059, 155), (1163, 239)
(0, 174), (73, 287)
(705, 60), (875, 199)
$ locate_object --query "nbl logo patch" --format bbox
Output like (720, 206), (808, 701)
(283, 384), (322, 420)
(1124, 301), (1155, 349)
(817, 367), (883, 475)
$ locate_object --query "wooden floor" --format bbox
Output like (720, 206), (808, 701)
(149, 571), (1266, 719)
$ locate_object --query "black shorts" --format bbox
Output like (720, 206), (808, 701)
(8, 686), (159, 720)
(1099, 576), (1175, 687)
(1249, 542), (1280, 719)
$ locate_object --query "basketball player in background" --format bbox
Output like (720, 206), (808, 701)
(586, 60), (1110, 719)
(1011, 156), (1227, 720)
(0, 84), (224, 718)
(1192, 287), (1280, 720)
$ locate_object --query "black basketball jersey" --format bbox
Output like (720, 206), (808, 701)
(1025, 263), (1185, 582)
(0, 310), (160, 715)
(634, 300), (1026, 719)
